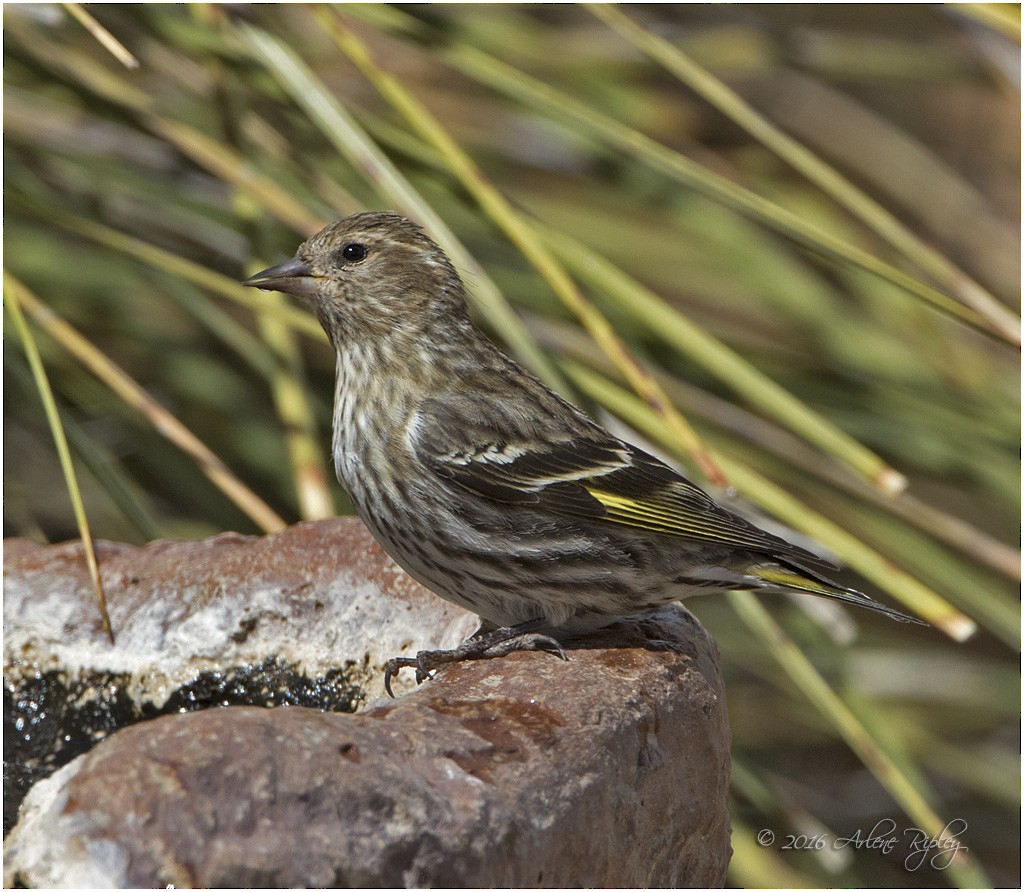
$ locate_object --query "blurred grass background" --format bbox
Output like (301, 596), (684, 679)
(3, 4), (1019, 887)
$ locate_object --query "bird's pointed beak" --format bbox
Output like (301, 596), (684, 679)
(243, 256), (320, 296)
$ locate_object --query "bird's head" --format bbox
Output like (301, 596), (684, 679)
(245, 212), (470, 349)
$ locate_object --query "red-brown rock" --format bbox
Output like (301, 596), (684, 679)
(4, 520), (731, 886)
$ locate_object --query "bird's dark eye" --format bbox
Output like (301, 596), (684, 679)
(341, 243), (368, 263)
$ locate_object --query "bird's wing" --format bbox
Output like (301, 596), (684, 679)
(414, 398), (814, 561)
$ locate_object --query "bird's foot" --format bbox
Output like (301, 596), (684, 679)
(383, 618), (567, 697)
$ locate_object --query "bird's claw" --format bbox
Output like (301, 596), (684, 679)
(383, 656), (420, 698)
(382, 625), (569, 698)
(490, 632), (568, 662)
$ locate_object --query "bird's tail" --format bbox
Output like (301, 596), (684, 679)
(754, 561), (925, 625)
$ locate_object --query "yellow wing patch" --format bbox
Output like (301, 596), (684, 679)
(753, 566), (833, 597)
(585, 487), (753, 545)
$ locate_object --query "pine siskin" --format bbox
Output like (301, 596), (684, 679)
(246, 212), (921, 694)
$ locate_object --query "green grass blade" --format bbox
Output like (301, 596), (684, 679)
(236, 18), (568, 395)
(62, 3), (139, 69)
(4, 273), (115, 642)
(541, 223), (907, 494)
(254, 289), (335, 520)
(587, 4), (1020, 344)
(15, 203), (326, 342)
(562, 360), (977, 640)
(9, 277), (287, 534)
(536, 315), (1018, 580)
(319, 10), (728, 488)
(343, 5), (1014, 345)
(6, 355), (164, 541)
(6, 20), (324, 236)
(728, 591), (990, 888)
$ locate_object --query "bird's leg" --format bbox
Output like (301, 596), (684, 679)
(383, 617), (567, 697)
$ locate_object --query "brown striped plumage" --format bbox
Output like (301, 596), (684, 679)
(245, 212), (921, 689)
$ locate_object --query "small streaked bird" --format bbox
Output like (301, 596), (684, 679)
(245, 212), (920, 694)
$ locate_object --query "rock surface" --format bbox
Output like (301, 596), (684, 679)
(4, 520), (731, 886)
(4, 519), (478, 831)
